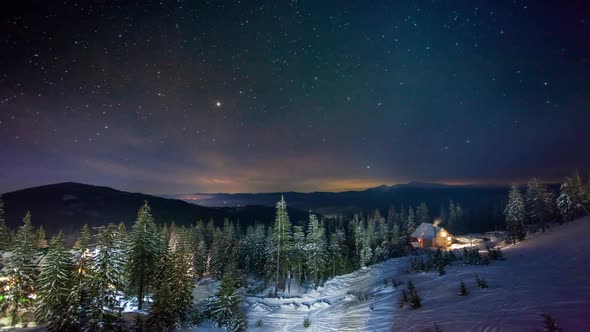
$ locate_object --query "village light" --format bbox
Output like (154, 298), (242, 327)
(441, 231), (447, 237)
(447, 236), (452, 241)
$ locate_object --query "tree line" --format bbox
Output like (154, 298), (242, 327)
(0, 195), (464, 331)
(504, 173), (590, 244)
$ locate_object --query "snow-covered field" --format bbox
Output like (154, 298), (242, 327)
(189, 218), (590, 331)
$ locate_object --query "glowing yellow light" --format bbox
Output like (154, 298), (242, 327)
(441, 231), (446, 237)
(447, 236), (452, 241)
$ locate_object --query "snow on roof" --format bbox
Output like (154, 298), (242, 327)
(411, 222), (445, 239)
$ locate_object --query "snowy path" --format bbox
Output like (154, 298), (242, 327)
(244, 258), (406, 332)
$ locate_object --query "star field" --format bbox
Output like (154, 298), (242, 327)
(1, 1), (589, 194)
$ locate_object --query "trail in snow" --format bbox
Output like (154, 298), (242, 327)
(243, 258), (406, 332)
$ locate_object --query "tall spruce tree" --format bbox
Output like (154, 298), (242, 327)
(504, 185), (526, 244)
(34, 232), (75, 331)
(329, 229), (346, 277)
(526, 178), (554, 232)
(305, 214), (327, 287)
(272, 196), (292, 295)
(69, 224), (94, 330)
(34, 225), (48, 250)
(416, 202), (430, 224)
(125, 202), (162, 310)
(390, 222), (401, 256)
(557, 174), (588, 221)
(88, 224), (126, 330)
(147, 226), (195, 330)
(6, 211), (37, 325)
(406, 206), (417, 237)
(557, 181), (576, 222)
(192, 221), (208, 277)
(290, 225), (306, 285)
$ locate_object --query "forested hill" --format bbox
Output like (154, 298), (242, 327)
(1, 182), (309, 235)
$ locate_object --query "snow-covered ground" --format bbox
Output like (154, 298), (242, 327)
(189, 217), (590, 331)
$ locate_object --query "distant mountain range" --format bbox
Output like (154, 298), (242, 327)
(2, 181), (560, 236)
(0, 182), (309, 234)
(165, 181), (514, 217)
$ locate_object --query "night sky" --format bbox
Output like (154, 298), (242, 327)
(1, 1), (590, 194)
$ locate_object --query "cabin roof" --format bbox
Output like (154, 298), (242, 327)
(411, 222), (448, 240)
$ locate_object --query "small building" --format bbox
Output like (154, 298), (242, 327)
(410, 222), (454, 249)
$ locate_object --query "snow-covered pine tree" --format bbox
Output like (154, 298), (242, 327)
(290, 225), (306, 285)
(206, 266), (245, 332)
(34, 225), (48, 250)
(6, 211), (37, 326)
(69, 224), (94, 330)
(208, 227), (226, 279)
(221, 219), (239, 274)
(192, 220), (208, 277)
(364, 216), (376, 264)
(117, 222), (127, 243)
(360, 225), (373, 268)
(272, 196), (292, 295)
(556, 175), (587, 222)
(124, 202), (162, 310)
(145, 257), (177, 331)
(504, 185), (526, 244)
(305, 214), (327, 287)
(165, 226), (196, 325)
(328, 229), (346, 277)
(390, 222), (401, 256)
(243, 223), (267, 278)
(406, 206), (417, 237)
(87, 224), (126, 330)
(416, 202), (430, 224)
(374, 216), (389, 262)
(526, 178), (554, 232)
(0, 195), (10, 251)
(557, 182), (575, 223)
(34, 232), (75, 331)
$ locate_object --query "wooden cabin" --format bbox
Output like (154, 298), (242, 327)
(410, 222), (454, 249)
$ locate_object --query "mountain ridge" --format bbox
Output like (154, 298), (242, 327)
(0, 182), (310, 236)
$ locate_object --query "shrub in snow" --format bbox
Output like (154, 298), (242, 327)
(437, 263), (446, 276)
(399, 289), (409, 308)
(303, 317), (311, 328)
(255, 319), (264, 328)
(399, 281), (421, 309)
(458, 280), (469, 296)
(461, 247), (491, 265)
(407, 281), (422, 309)
(475, 274), (488, 289)
(487, 246), (504, 260)
(352, 290), (371, 302)
(541, 313), (562, 332)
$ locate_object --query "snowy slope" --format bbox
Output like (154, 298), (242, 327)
(189, 217), (590, 331)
